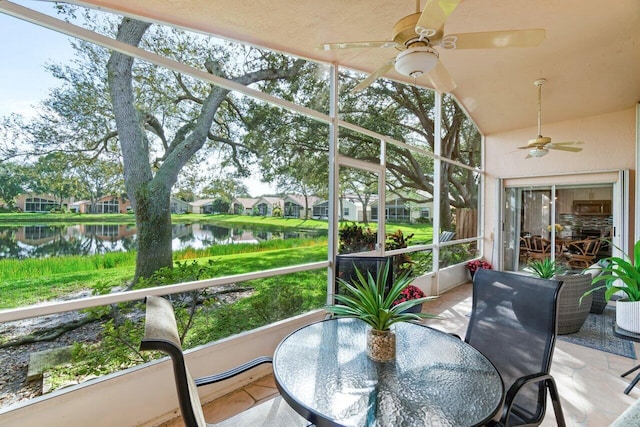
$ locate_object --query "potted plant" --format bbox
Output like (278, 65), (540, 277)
(326, 263), (436, 362)
(524, 258), (565, 279)
(525, 258), (595, 334)
(393, 285), (426, 314)
(584, 239), (640, 332)
(466, 258), (492, 279)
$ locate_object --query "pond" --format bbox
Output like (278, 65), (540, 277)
(0, 223), (327, 260)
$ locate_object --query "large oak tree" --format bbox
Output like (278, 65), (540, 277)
(1, 12), (306, 283)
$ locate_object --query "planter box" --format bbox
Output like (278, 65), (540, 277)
(555, 274), (593, 335)
(616, 300), (640, 333)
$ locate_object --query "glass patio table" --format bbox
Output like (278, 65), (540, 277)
(273, 318), (504, 427)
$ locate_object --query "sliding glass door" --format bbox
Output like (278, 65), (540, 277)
(501, 173), (625, 273)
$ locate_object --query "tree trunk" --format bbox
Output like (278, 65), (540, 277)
(133, 183), (173, 282)
(106, 18), (173, 283)
(106, 17), (304, 283)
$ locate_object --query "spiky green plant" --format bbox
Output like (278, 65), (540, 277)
(524, 258), (565, 279)
(326, 263), (437, 331)
(584, 239), (640, 302)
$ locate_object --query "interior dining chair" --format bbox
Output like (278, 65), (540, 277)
(140, 295), (310, 427)
(527, 235), (552, 261)
(519, 236), (531, 262)
(466, 269), (566, 427)
(566, 238), (602, 269)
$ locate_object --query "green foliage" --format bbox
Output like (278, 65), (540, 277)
(0, 236), (327, 309)
(338, 222), (377, 253)
(46, 266), (328, 393)
(414, 217), (432, 225)
(180, 270), (327, 347)
(0, 251), (134, 282)
(174, 236), (327, 260)
(271, 202), (283, 217)
(338, 224), (417, 276)
(439, 243), (477, 269)
(326, 263), (436, 331)
(586, 240), (640, 302)
(135, 259), (219, 289)
(525, 258), (565, 279)
(409, 250), (434, 276)
(385, 229), (414, 276)
(0, 162), (26, 207)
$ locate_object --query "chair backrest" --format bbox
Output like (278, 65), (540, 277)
(335, 255), (392, 296)
(583, 238), (601, 256)
(439, 230), (456, 242)
(529, 235), (551, 253)
(140, 295), (206, 427)
(568, 238), (601, 257)
(466, 269), (564, 425)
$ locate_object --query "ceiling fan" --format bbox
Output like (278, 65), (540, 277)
(518, 79), (583, 158)
(321, 0), (546, 93)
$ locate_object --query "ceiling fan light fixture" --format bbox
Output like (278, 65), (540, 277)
(529, 147), (549, 158)
(394, 46), (439, 78)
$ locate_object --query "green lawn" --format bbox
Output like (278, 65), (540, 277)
(0, 212), (433, 309)
(0, 244), (328, 310)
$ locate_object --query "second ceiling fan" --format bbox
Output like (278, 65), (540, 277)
(321, 0), (546, 93)
(518, 79), (583, 158)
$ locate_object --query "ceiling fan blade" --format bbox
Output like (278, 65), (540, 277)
(548, 144), (583, 152)
(415, 0), (462, 37)
(550, 140), (584, 146)
(351, 60), (395, 93)
(440, 29), (546, 50)
(320, 41), (398, 51)
(423, 60), (456, 93)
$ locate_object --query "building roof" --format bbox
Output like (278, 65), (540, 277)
(190, 198), (215, 207)
(232, 197), (259, 209)
(283, 194), (322, 208)
(255, 196), (283, 206)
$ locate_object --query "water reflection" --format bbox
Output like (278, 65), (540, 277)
(0, 223), (325, 260)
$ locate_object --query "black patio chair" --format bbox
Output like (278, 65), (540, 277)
(140, 295), (309, 427)
(335, 255), (392, 296)
(466, 269), (566, 427)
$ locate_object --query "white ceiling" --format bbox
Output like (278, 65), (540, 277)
(72, 0), (640, 135)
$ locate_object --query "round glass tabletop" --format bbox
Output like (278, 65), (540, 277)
(273, 318), (504, 427)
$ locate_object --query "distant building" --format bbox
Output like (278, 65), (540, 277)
(371, 197), (432, 223)
(170, 197), (190, 214)
(15, 193), (67, 213)
(72, 195), (131, 214)
(313, 198), (362, 221)
(189, 199), (216, 214)
(282, 194), (321, 218)
(254, 196), (283, 216)
(231, 197), (259, 215)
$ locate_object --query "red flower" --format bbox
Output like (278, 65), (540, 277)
(393, 285), (425, 306)
(466, 259), (492, 272)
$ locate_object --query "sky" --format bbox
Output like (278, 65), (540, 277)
(0, 2), (275, 197)
(0, 2), (76, 117)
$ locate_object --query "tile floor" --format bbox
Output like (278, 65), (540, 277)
(159, 282), (640, 426)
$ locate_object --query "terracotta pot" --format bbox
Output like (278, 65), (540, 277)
(616, 300), (640, 333)
(367, 328), (396, 362)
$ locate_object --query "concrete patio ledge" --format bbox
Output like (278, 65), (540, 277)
(0, 310), (325, 427)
